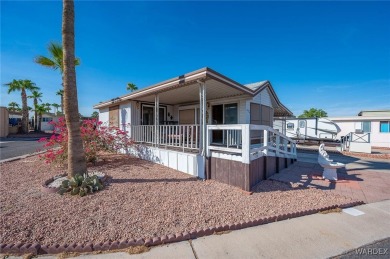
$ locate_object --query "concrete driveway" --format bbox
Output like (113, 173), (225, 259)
(0, 137), (45, 161)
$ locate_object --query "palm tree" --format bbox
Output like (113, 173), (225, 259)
(44, 102), (52, 113)
(28, 90), (43, 131)
(7, 102), (20, 112)
(62, 0), (87, 176)
(52, 103), (61, 114)
(56, 89), (64, 113)
(4, 80), (39, 133)
(35, 104), (49, 132)
(126, 83), (138, 92)
(34, 42), (80, 74)
(35, 41), (80, 116)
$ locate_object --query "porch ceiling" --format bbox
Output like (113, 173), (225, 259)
(135, 78), (250, 105)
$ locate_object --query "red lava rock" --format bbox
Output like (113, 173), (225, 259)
(0, 154), (359, 247)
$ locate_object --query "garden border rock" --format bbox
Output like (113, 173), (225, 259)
(0, 200), (363, 256)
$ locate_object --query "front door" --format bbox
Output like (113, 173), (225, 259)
(211, 103), (238, 144)
(142, 105), (166, 125)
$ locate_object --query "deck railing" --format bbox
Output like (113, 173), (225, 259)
(128, 124), (200, 151)
(207, 124), (297, 163)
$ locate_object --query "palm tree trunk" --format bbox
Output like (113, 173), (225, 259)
(21, 89), (29, 134)
(62, 0), (87, 177)
(38, 114), (42, 132)
(34, 99), (38, 131)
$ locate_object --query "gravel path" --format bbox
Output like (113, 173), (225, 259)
(0, 154), (357, 246)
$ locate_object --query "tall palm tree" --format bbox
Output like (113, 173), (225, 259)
(7, 102), (20, 112)
(28, 90), (43, 131)
(62, 0), (87, 176)
(126, 83), (138, 92)
(52, 103), (61, 114)
(56, 89), (64, 113)
(35, 104), (49, 132)
(4, 80), (39, 133)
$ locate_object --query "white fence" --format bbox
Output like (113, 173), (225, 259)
(207, 124), (297, 163)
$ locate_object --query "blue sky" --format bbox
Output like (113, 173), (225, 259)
(1, 1), (389, 117)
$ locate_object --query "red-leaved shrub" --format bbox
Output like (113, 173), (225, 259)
(39, 117), (133, 165)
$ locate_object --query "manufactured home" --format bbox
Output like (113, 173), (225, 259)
(94, 68), (297, 191)
(328, 110), (390, 148)
(274, 117), (341, 141)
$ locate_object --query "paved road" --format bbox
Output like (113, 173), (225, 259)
(297, 150), (390, 174)
(0, 137), (46, 161)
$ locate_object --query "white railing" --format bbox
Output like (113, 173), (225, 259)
(207, 124), (297, 163)
(340, 132), (371, 151)
(128, 124), (200, 150)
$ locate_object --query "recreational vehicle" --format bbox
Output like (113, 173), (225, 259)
(274, 117), (341, 142)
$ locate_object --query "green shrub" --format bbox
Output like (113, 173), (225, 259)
(58, 173), (104, 197)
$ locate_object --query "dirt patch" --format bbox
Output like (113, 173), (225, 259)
(0, 154), (357, 246)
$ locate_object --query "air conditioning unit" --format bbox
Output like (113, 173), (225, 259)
(355, 129), (363, 134)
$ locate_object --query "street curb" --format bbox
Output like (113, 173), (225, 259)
(0, 150), (47, 164)
(0, 200), (363, 256)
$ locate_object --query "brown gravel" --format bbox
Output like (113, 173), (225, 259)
(0, 154), (357, 246)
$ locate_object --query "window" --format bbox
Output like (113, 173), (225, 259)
(299, 120), (306, 128)
(362, 121), (371, 133)
(355, 121), (371, 133)
(42, 118), (53, 122)
(380, 121), (390, 133)
(287, 123), (294, 129)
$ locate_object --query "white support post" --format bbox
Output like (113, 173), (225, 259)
(263, 130), (268, 156)
(199, 81), (207, 156)
(199, 84), (203, 154)
(202, 83), (207, 156)
(242, 124), (250, 164)
(154, 94), (159, 147)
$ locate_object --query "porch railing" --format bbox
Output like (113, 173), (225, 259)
(207, 124), (297, 163)
(129, 124), (200, 151)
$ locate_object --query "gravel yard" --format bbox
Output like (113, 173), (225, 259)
(0, 154), (357, 246)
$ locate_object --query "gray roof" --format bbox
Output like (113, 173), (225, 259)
(244, 81), (268, 91)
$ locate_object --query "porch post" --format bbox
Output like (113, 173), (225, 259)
(154, 94), (159, 146)
(199, 81), (206, 156)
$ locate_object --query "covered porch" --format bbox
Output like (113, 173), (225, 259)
(95, 68), (296, 190)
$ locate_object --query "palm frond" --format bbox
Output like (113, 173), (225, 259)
(35, 56), (57, 69)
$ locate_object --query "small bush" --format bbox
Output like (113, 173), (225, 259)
(39, 118), (133, 165)
(58, 173), (104, 197)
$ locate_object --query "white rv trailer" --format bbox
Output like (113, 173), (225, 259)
(274, 118), (341, 141)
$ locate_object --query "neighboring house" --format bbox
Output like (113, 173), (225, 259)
(94, 67), (297, 191)
(35, 113), (60, 132)
(328, 110), (390, 148)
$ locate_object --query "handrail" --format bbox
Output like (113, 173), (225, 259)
(207, 124), (297, 163)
